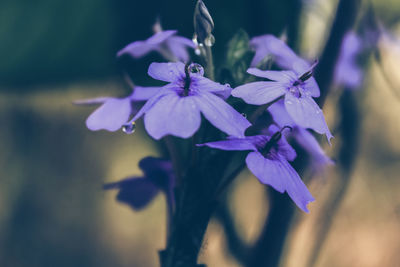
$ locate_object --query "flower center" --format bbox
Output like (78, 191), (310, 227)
(288, 83), (302, 98)
(182, 63), (204, 97)
(258, 126), (292, 158)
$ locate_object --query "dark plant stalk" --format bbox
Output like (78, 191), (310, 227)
(242, 1), (361, 266)
(315, 0), (361, 107)
(307, 89), (360, 267)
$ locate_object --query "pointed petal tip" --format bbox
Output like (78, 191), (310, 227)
(301, 198), (315, 213)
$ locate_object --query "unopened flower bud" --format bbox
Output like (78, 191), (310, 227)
(193, 0), (214, 44)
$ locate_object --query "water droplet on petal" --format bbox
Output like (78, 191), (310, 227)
(286, 100), (293, 105)
(122, 121), (136, 134)
(224, 83), (231, 88)
(192, 34), (199, 45)
(188, 63), (204, 76)
(204, 34), (215, 47)
(241, 113), (247, 118)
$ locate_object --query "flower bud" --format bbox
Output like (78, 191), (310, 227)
(193, 0), (214, 44)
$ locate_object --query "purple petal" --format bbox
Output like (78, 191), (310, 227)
(265, 125), (297, 161)
(130, 86), (163, 101)
(104, 177), (159, 211)
(295, 128), (334, 170)
(117, 41), (156, 58)
(268, 100), (295, 127)
(86, 97), (132, 131)
(250, 45), (270, 67)
(250, 34), (310, 73)
(148, 62), (185, 82)
(191, 76), (232, 99)
(247, 68), (296, 83)
(166, 36), (196, 62)
(194, 92), (251, 137)
(198, 138), (256, 151)
(284, 94), (333, 143)
(74, 96), (111, 105)
(277, 138), (297, 162)
(334, 32), (363, 89)
(170, 36), (196, 48)
(139, 157), (175, 191)
(147, 30), (176, 44)
(144, 93), (201, 139)
(232, 81), (286, 105)
(303, 78), (321, 98)
(246, 151), (314, 212)
(129, 89), (174, 123)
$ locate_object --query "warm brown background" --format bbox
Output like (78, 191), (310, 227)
(1, 0), (399, 266)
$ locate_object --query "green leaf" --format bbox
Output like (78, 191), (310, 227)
(226, 29), (251, 67)
(223, 29), (254, 86)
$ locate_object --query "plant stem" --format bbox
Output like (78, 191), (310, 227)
(204, 45), (215, 80)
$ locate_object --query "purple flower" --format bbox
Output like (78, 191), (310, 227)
(250, 34), (310, 72)
(76, 86), (162, 132)
(126, 62), (251, 140)
(268, 101), (334, 172)
(104, 157), (174, 210)
(232, 64), (333, 143)
(334, 31), (364, 89)
(250, 34), (321, 95)
(117, 29), (195, 62)
(199, 125), (314, 212)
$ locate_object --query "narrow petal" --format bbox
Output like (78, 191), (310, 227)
(247, 68), (295, 83)
(246, 151), (286, 192)
(171, 36), (196, 48)
(246, 152), (314, 212)
(266, 125), (297, 161)
(285, 94), (333, 143)
(250, 34), (310, 73)
(194, 92), (251, 137)
(144, 93), (201, 139)
(130, 86), (163, 101)
(250, 46), (269, 67)
(139, 157), (175, 191)
(303, 78), (320, 98)
(232, 81), (285, 105)
(129, 89), (174, 123)
(191, 76), (232, 99)
(86, 97), (131, 131)
(198, 138), (256, 151)
(148, 62), (185, 82)
(117, 41), (155, 58)
(166, 39), (190, 62)
(166, 36), (196, 62)
(104, 177), (159, 211)
(268, 100), (295, 127)
(295, 128), (334, 170)
(73, 96), (111, 105)
(147, 30), (177, 45)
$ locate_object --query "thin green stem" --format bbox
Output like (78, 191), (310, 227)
(204, 45), (215, 80)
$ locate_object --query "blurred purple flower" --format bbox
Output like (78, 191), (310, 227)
(104, 157), (175, 211)
(126, 62), (251, 140)
(76, 86), (162, 132)
(250, 34), (321, 95)
(117, 29), (195, 62)
(334, 31), (364, 89)
(199, 125), (314, 212)
(268, 101), (334, 172)
(232, 65), (333, 143)
(250, 34), (309, 71)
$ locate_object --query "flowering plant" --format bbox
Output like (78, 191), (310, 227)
(77, 0), (386, 266)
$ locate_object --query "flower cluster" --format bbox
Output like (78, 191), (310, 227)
(80, 3), (334, 214)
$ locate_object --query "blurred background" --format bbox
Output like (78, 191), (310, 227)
(1, 0), (400, 266)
